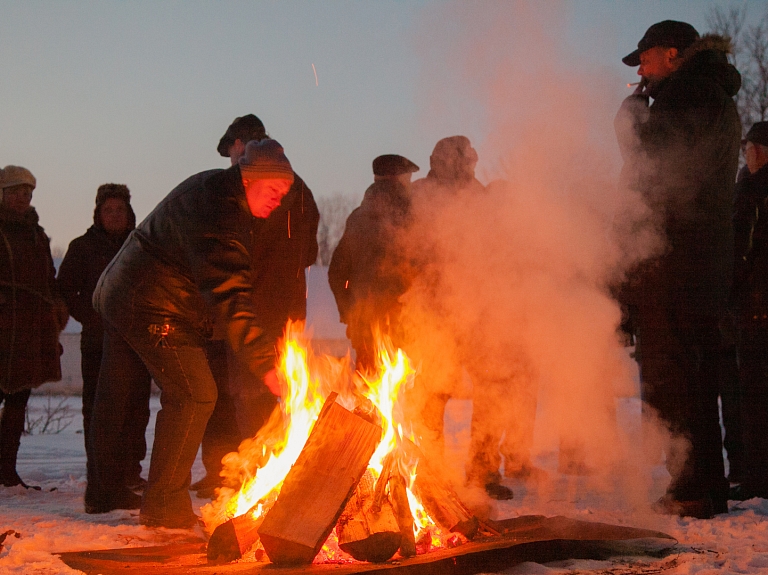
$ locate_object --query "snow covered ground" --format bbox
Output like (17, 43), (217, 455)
(2, 395), (768, 575)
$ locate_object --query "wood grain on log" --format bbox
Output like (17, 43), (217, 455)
(258, 393), (382, 565)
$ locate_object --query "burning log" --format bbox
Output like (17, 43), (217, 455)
(404, 439), (479, 540)
(206, 505), (264, 564)
(389, 472), (417, 557)
(337, 470), (401, 562)
(257, 393), (382, 565)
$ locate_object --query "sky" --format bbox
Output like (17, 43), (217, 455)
(1, 0), (766, 250)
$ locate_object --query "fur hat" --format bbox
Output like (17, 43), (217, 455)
(95, 183), (130, 207)
(0, 165), (36, 190)
(217, 114), (267, 157)
(239, 139), (295, 182)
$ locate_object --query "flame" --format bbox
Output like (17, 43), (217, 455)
(204, 320), (452, 559)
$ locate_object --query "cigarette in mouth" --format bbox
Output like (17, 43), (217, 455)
(627, 82), (640, 87)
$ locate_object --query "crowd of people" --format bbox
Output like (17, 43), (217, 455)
(1, 18), (768, 528)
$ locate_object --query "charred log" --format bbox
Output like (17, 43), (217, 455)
(206, 508), (263, 564)
(337, 469), (401, 562)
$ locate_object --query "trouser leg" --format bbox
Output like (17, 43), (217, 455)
(88, 325), (144, 503)
(199, 341), (242, 483)
(718, 343), (745, 481)
(121, 344), (153, 484)
(0, 389), (32, 480)
(738, 326), (768, 494)
(228, 345), (278, 442)
(80, 345), (101, 478)
(637, 307), (727, 502)
(466, 383), (504, 485)
(123, 329), (216, 525)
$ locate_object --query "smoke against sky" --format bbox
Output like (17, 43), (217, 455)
(400, 1), (671, 505)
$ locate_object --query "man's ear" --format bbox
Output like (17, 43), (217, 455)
(665, 47), (679, 64)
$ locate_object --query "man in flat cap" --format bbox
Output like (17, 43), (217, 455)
(614, 20), (742, 518)
(731, 121), (768, 501)
(329, 154), (418, 372)
(189, 114), (274, 500)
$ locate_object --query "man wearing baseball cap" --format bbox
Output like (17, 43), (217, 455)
(87, 138), (318, 527)
(731, 121), (768, 502)
(614, 22), (742, 518)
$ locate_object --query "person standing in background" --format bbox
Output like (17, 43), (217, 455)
(0, 165), (68, 489)
(57, 184), (152, 493)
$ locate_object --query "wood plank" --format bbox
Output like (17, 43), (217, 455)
(257, 393), (383, 565)
(57, 515), (676, 575)
(207, 506), (264, 564)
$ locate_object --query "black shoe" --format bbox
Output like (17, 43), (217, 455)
(0, 471), (41, 491)
(125, 476), (148, 492)
(85, 488), (142, 514)
(652, 493), (725, 519)
(140, 512), (201, 529)
(729, 483), (768, 501)
(484, 482), (514, 500)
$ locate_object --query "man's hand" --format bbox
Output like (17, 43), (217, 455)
(263, 369), (282, 397)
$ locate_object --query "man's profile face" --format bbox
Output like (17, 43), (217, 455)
(242, 178), (292, 218)
(638, 46), (678, 83)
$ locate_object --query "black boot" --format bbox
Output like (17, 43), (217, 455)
(0, 470), (41, 490)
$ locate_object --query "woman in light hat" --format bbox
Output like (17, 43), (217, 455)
(0, 165), (67, 489)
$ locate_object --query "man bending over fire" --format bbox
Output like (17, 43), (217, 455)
(87, 139), (318, 528)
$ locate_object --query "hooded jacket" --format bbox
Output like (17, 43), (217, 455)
(0, 207), (63, 393)
(93, 165), (318, 378)
(57, 196), (136, 349)
(615, 34), (742, 314)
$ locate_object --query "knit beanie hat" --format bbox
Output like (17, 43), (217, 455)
(0, 165), (36, 190)
(239, 139), (295, 182)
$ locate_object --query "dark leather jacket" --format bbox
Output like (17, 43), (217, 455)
(93, 165), (318, 378)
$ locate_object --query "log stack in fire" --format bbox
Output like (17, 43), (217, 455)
(205, 322), (483, 566)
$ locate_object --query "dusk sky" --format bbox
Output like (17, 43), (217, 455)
(1, 0), (765, 250)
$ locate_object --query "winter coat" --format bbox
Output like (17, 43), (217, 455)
(732, 162), (768, 323)
(329, 180), (413, 334)
(57, 206), (135, 350)
(615, 34), (742, 315)
(93, 166), (319, 379)
(0, 207), (63, 393)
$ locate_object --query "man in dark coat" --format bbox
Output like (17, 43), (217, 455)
(329, 154), (418, 372)
(190, 114), (270, 499)
(0, 165), (67, 489)
(57, 184), (152, 492)
(730, 121), (768, 501)
(615, 21), (742, 518)
(89, 139), (318, 528)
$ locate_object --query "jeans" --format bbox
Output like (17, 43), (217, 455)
(126, 321), (217, 524)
